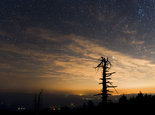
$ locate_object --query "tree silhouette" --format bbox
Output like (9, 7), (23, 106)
(95, 57), (117, 104)
(34, 89), (43, 115)
(119, 94), (128, 104)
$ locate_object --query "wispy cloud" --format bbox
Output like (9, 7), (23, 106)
(1, 28), (155, 93)
(64, 35), (155, 90)
(130, 39), (144, 45)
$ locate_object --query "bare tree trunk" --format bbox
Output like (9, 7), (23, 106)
(96, 57), (117, 105)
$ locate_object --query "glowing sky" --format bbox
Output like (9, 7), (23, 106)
(1, 0), (155, 94)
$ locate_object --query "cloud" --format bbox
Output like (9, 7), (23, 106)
(123, 25), (137, 35)
(1, 28), (155, 92)
(130, 39), (144, 45)
(65, 35), (155, 89)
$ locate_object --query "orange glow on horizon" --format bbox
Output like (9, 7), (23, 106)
(50, 87), (155, 96)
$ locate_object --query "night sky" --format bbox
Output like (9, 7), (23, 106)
(1, 0), (155, 94)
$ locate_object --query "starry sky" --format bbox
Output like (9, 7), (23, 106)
(1, 0), (155, 94)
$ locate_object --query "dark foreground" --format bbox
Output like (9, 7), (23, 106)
(1, 93), (155, 115)
(0, 104), (155, 115)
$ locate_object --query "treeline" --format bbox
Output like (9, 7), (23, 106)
(39, 92), (155, 115)
(119, 92), (155, 104)
(1, 92), (155, 115)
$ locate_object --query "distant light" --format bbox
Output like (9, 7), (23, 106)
(50, 106), (56, 111)
(79, 93), (84, 96)
(52, 107), (56, 111)
(70, 103), (75, 107)
(17, 107), (26, 111)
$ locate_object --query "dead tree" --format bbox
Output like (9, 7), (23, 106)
(96, 57), (117, 104)
(34, 89), (43, 115)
